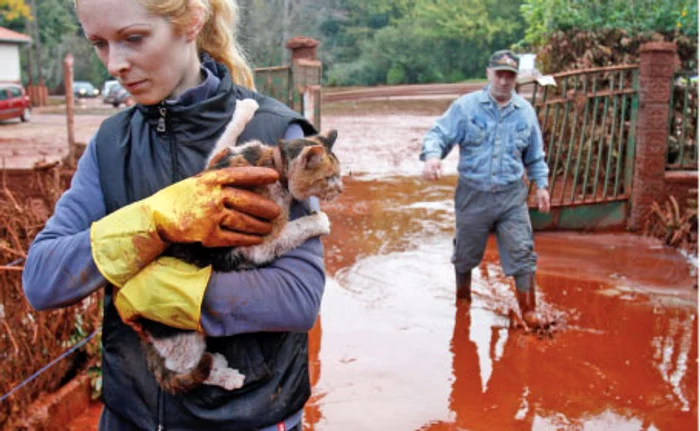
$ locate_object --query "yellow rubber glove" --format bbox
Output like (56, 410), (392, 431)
(114, 256), (210, 331)
(91, 166), (281, 288)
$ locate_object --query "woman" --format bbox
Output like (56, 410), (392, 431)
(22, 0), (324, 429)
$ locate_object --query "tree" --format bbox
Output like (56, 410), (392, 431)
(325, 0), (525, 85)
(238, 0), (327, 67)
(0, 0), (30, 25)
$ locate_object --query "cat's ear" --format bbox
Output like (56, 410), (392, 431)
(301, 145), (325, 169)
(320, 130), (338, 149)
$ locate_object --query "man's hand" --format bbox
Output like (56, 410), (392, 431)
(422, 158), (442, 181)
(536, 187), (551, 213)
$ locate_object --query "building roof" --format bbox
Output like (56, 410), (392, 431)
(0, 26), (32, 44)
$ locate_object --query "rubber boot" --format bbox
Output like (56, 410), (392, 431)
(455, 269), (472, 302)
(514, 273), (541, 328)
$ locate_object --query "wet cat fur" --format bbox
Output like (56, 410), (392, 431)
(139, 99), (342, 394)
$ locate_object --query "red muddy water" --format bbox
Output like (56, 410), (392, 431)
(54, 105), (697, 430)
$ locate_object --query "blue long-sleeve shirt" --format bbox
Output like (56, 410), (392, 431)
(420, 87), (549, 191)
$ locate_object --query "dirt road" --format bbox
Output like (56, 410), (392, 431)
(322, 82), (484, 102)
(0, 108), (107, 170)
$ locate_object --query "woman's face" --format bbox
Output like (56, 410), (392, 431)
(78, 0), (200, 105)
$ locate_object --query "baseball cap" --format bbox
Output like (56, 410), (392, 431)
(488, 50), (519, 73)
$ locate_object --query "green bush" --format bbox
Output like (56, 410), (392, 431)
(386, 66), (406, 85)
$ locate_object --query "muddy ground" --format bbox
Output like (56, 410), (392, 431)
(1, 91), (697, 430)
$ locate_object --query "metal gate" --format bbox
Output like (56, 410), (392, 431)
(524, 65), (639, 230)
(254, 59), (322, 130)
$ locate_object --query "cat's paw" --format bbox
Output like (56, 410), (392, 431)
(207, 353), (246, 390)
(210, 352), (229, 369)
(312, 211), (331, 236)
(220, 369), (246, 390)
(236, 99), (259, 124)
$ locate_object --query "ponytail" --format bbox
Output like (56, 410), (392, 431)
(196, 0), (255, 90)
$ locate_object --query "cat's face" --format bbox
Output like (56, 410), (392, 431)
(284, 130), (343, 202)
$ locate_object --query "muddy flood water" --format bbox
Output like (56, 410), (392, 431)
(64, 110), (697, 430)
(305, 112), (697, 430)
(314, 175), (697, 431)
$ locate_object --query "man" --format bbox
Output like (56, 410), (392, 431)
(419, 49), (550, 328)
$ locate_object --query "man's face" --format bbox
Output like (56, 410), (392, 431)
(78, 0), (197, 106)
(487, 68), (518, 103)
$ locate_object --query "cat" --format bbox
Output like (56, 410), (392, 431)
(138, 98), (342, 394)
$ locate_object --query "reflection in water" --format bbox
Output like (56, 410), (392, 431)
(304, 318), (324, 431)
(652, 313), (696, 413)
(448, 301), (537, 431)
(468, 307), (509, 394)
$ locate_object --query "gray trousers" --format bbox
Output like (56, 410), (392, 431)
(451, 180), (537, 277)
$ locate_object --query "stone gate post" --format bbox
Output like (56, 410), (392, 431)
(286, 36), (322, 129)
(628, 42), (677, 231)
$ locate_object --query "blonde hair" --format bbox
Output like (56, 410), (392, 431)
(76, 0), (255, 89)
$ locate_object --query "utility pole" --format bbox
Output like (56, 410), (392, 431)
(64, 53), (76, 169)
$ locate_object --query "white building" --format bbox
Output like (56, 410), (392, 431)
(0, 26), (32, 83)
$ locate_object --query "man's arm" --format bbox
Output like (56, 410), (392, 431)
(420, 99), (467, 162)
(523, 114), (549, 189)
(420, 99), (468, 180)
(523, 112), (551, 213)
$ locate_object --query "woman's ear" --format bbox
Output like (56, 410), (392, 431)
(184, 1), (206, 42)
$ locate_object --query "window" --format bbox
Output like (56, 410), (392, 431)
(0, 89), (8, 101)
(9, 87), (22, 97)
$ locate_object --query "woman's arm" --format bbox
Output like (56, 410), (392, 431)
(22, 138), (107, 309)
(200, 207), (326, 336)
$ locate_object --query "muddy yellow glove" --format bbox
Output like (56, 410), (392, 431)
(91, 166), (281, 287)
(114, 256), (210, 331)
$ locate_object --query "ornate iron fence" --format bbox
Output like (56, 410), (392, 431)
(528, 65), (639, 207)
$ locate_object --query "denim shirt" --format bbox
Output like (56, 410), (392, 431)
(420, 86), (549, 191)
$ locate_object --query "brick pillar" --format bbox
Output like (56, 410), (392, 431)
(285, 36), (322, 129)
(285, 36), (319, 61)
(628, 42), (677, 231)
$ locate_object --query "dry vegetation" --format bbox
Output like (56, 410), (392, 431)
(645, 191), (698, 257)
(0, 164), (102, 428)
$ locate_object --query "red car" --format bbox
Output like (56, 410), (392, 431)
(0, 83), (31, 122)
